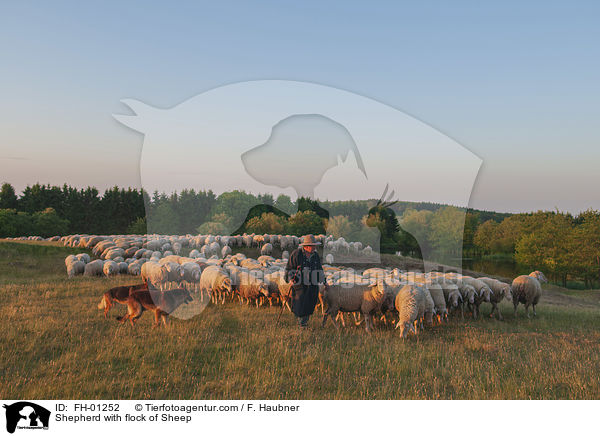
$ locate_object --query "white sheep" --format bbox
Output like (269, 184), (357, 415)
(428, 282), (448, 323)
(221, 245), (232, 258)
(66, 260), (85, 278)
(127, 262), (142, 276)
(441, 282), (463, 319)
(459, 277), (493, 319)
(321, 280), (387, 332)
(394, 284), (423, 338)
(84, 259), (104, 276)
(511, 271), (547, 318)
(103, 260), (119, 277)
(118, 262), (128, 274)
(199, 266), (232, 304)
(479, 277), (513, 320)
(75, 253), (90, 264)
(141, 261), (169, 290)
(236, 272), (269, 306)
(182, 262), (202, 289)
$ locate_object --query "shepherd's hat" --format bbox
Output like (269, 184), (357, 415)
(299, 234), (321, 246)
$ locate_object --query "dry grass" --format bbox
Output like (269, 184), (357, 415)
(1, 240), (599, 399)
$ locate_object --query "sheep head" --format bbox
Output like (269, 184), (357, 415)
(464, 285), (476, 304)
(530, 271), (548, 283)
(259, 283), (269, 297)
(396, 321), (415, 338)
(481, 286), (492, 302)
(502, 285), (513, 302)
(449, 290), (461, 307)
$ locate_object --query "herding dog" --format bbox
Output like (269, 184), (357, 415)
(117, 288), (193, 328)
(98, 283), (148, 318)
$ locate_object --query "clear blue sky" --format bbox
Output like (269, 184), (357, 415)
(1, 1), (599, 213)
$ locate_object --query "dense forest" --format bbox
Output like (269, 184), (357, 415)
(1, 182), (599, 287)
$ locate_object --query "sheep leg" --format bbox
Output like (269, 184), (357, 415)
(363, 313), (373, 333)
(525, 303), (531, 319)
(153, 310), (162, 328)
(492, 303), (503, 320)
(532, 304), (537, 317)
(328, 310), (340, 331)
(513, 302), (519, 317)
(354, 312), (364, 326)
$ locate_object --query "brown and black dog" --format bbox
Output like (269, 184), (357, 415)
(117, 288), (193, 328)
(98, 283), (148, 318)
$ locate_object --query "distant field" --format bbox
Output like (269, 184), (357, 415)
(0, 240), (599, 399)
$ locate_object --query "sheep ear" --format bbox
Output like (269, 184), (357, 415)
(113, 99), (160, 133)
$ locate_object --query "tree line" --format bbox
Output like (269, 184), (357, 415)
(1, 182), (599, 288)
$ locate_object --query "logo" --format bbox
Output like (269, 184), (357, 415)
(3, 402), (50, 433)
(114, 80), (482, 318)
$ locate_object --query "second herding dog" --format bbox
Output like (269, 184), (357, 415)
(117, 288), (193, 328)
(98, 283), (148, 318)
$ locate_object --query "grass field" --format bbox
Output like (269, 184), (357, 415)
(1, 240), (599, 399)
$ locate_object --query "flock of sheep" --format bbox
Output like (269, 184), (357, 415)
(16, 233), (548, 336)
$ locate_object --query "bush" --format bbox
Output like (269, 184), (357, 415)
(127, 217), (147, 235)
(245, 212), (287, 234)
(0, 208), (69, 238)
(287, 210), (326, 236)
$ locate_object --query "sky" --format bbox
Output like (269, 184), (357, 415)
(0, 1), (599, 214)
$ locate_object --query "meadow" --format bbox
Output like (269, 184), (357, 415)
(1, 240), (599, 399)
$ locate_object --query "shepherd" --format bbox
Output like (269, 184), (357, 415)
(284, 234), (326, 329)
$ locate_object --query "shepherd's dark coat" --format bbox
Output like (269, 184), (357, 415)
(285, 248), (325, 318)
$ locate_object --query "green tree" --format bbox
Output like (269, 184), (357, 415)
(0, 183), (18, 209)
(32, 207), (70, 237)
(274, 194), (295, 215)
(326, 215), (353, 239)
(473, 219), (499, 254)
(400, 209), (433, 256)
(197, 221), (227, 235)
(287, 210), (325, 235)
(0, 209), (34, 237)
(515, 213), (573, 286)
(364, 205), (401, 253)
(149, 202), (179, 234)
(429, 206), (466, 257)
(571, 210), (600, 286)
(127, 217), (147, 234)
(245, 212), (287, 234)
(211, 190), (260, 225)
(462, 212), (479, 254)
